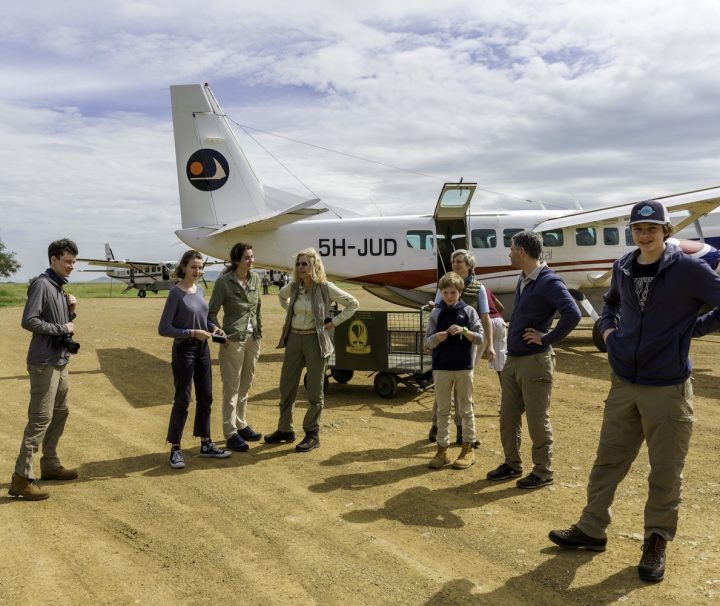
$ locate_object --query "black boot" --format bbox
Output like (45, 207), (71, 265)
(295, 433), (320, 452)
(638, 533), (666, 582)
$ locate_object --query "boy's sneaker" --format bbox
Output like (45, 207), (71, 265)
(169, 447), (185, 469)
(200, 440), (231, 458)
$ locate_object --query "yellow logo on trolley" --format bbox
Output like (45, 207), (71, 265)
(346, 319), (371, 354)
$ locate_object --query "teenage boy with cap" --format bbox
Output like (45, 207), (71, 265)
(549, 199), (720, 583)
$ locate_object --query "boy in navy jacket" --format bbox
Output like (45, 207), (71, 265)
(424, 272), (483, 470)
(550, 199), (720, 583)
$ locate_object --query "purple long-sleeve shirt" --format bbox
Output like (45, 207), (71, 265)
(158, 285), (215, 341)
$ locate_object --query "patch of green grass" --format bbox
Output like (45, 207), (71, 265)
(0, 281), (219, 308)
(0, 283), (27, 308)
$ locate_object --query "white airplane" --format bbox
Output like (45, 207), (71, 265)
(77, 243), (213, 297)
(169, 83), (720, 348)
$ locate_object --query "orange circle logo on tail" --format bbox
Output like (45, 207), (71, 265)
(186, 149), (230, 191)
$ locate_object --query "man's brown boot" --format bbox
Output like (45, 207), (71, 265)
(8, 473), (49, 500)
(40, 466), (78, 481)
(453, 443), (476, 469)
(429, 445), (450, 469)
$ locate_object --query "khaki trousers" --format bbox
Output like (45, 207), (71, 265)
(434, 369), (476, 447)
(499, 351), (555, 479)
(219, 336), (261, 438)
(577, 374), (694, 541)
(15, 364), (70, 479)
(277, 332), (326, 434)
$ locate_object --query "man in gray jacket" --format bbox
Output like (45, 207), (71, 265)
(9, 239), (80, 500)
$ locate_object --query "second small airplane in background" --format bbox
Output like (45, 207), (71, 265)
(78, 243), (222, 297)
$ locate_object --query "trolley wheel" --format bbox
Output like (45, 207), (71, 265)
(303, 372), (330, 391)
(374, 372), (399, 399)
(592, 319), (607, 353)
(330, 369), (354, 384)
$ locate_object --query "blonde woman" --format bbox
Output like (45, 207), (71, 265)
(265, 248), (359, 452)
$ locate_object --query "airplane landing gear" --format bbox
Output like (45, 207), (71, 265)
(137, 290), (146, 298)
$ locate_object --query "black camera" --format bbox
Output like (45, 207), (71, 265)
(212, 334), (228, 344)
(56, 333), (80, 354)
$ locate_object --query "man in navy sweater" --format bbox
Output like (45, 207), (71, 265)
(486, 231), (581, 489)
(549, 200), (720, 583)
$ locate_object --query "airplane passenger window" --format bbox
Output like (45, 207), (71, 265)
(625, 227), (633, 245)
(541, 230), (564, 247)
(604, 228), (620, 245)
(471, 229), (497, 249)
(575, 228), (597, 246)
(503, 228), (524, 247)
(406, 230), (434, 250)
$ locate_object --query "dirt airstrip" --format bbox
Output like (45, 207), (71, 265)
(1, 287), (719, 606)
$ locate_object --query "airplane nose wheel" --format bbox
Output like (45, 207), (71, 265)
(137, 290), (146, 298)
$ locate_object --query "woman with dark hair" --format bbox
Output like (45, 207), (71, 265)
(208, 242), (263, 452)
(159, 249), (230, 469)
(264, 248), (359, 452)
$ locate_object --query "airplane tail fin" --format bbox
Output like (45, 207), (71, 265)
(170, 84), (274, 230)
(105, 243), (115, 261)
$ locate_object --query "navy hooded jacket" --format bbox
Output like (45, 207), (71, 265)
(598, 242), (720, 386)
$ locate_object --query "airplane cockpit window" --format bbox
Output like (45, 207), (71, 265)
(503, 228), (524, 247)
(624, 227), (633, 245)
(541, 229), (564, 247)
(603, 227), (620, 245)
(406, 230), (434, 250)
(471, 229), (497, 249)
(575, 228), (597, 246)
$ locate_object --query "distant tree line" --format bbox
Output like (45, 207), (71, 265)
(0, 239), (21, 278)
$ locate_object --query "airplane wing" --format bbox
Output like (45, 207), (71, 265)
(532, 186), (720, 233)
(77, 258), (164, 268)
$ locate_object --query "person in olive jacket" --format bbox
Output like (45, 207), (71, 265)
(208, 242), (263, 452)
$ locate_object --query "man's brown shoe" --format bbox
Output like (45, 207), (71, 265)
(40, 466), (78, 481)
(8, 473), (49, 500)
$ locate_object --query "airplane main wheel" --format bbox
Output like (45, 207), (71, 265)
(374, 372), (398, 399)
(592, 319), (607, 352)
(303, 372), (329, 392)
(138, 290), (146, 298)
(330, 369), (353, 384)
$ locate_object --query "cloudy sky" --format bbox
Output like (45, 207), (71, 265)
(3, 0), (720, 280)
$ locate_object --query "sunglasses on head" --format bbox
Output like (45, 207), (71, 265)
(296, 261), (309, 267)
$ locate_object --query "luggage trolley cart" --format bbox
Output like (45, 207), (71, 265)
(327, 308), (434, 398)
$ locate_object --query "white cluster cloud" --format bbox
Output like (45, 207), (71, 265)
(2, 0), (720, 279)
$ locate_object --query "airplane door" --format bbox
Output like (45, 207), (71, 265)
(433, 183), (476, 278)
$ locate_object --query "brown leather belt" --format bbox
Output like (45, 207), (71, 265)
(291, 328), (316, 335)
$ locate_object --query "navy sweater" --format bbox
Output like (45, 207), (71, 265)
(507, 265), (581, 356)
(424, 300), (482, 370)
(599, 243), (720, 385)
